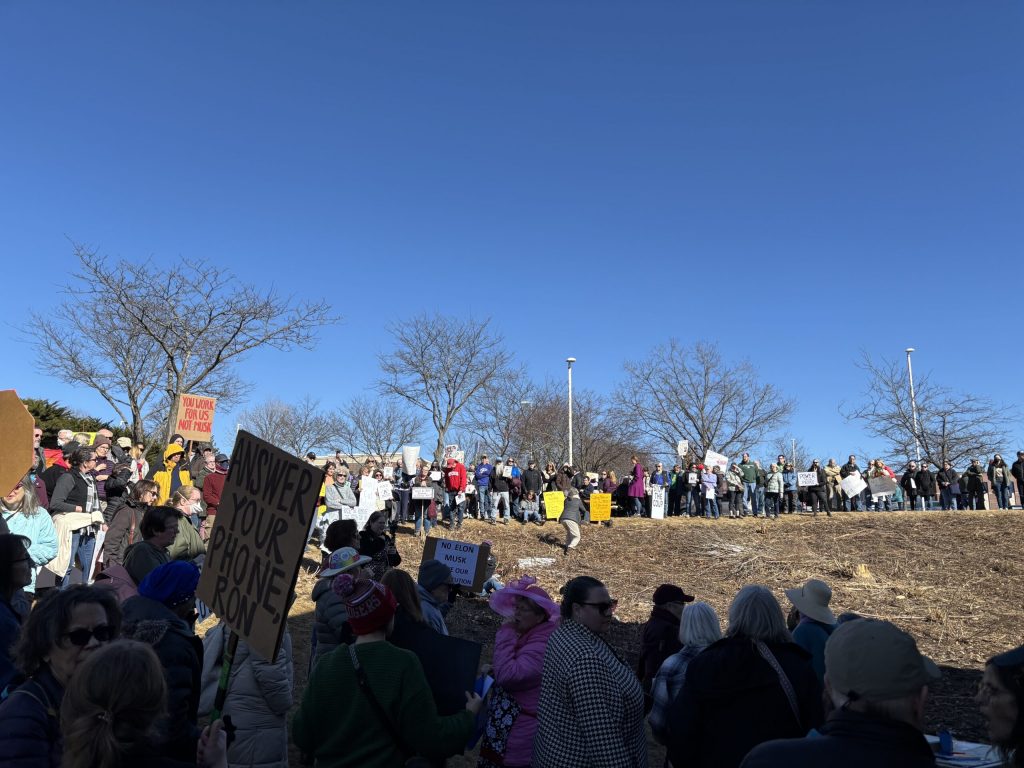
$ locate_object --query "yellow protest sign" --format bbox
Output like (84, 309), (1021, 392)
(589, 493), (612, 521)
(543, 490), (564, 520)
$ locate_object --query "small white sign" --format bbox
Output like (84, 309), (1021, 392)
(429, 471), (443, 482)
(411, 486), (434, 500)
(677, 440), (689, 458)
(501, 465), (513, 479)
(704, 450), (729, 473)
(651, 486), (666, 519)
(797, 472), (818, 487)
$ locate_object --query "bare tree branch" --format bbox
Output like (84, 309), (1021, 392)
(840, 352), (1014, 469)
(239, 396), (339, 457)
(334, 397), (423, 467)
(24, 242), (338, 442)
(376, 314), (511, 461)
(612, 340), (795, 460)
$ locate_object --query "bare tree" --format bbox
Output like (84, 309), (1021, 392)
(770, 435), (812, 469)
(334, 396), (423, 467)
(377, 314), (511, 461)
(239, 396), (339, 458)
(841, 352), (1013, 468)
(456, 365), (535, 459)
(613, 340), (796, 461)
(26, 242), (337, 442)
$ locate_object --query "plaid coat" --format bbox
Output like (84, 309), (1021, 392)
(533, 619), (648, 768)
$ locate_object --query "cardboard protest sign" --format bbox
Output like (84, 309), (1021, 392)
(422, 538), (490, 592)
(0, 390), (34, 495)
(651, 486), (666, 519)
(411, 486), (434, 500)
(841, 475), (867, 498)
(198, 430), (324, 660)
(543, 490), (564, 520)
(797, 472), (819, 487)
(173, 393), (216, 443)
(589, 493), (612, 522)
(704, 450), (728, 473)
(868, 476), (897, 496)
(402, 446), (420, 475)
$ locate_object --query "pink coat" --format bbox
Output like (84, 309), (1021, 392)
(628, 462), (645, 497)
(492, 618), (558, 766)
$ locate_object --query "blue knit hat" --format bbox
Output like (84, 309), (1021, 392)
(138, 561), (201, 607)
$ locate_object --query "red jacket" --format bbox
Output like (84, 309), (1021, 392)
(445, 461), (467, 492)
(203, 470), (227, 515)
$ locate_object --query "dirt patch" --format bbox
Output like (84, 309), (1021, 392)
(204, 509), (1021, 764)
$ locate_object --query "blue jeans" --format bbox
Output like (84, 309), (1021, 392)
(62, 530), (97, 587)
(743, 482), (759, 515)
(940, 487), (953, 510)
(994, 482), (1011, 509)
(686, 489), (701, 516)
(478, 488), (492, 519)
(631, 496), (644, 517)
(445, 492), (465, 526)
(705, 497), (720, 519)
(414, 504), (433, 534)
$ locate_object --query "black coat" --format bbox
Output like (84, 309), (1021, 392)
(0, 665), (63, 768)
(963, 465), (986, 493)
(121, 596), (203, 763)
(1012, 459), (1024, 490)
(740, 709), (936, 768)
(520, 468), (543, 495)
(666, 635), (823, 768)
(636, 606), (682, 688)
(915, 469), (935, 495)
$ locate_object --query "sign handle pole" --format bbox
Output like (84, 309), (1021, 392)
(210, 629), (240, 722)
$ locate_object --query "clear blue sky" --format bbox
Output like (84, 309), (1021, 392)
(3, 1), (1022, 463)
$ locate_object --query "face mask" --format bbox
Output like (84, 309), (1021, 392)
(192, 502), (203, 514)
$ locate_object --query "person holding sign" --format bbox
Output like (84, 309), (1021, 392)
(804, 460), (831, 517)
(293, 574), (482, 767)
(409, 468), (443, 538)
(360, 512), (402, 581)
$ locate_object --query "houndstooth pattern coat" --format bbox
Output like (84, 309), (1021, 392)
(532, 619), (648, 767)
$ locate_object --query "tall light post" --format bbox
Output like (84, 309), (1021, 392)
(519, 400), (533, 462)
(905, 348), (922, 463)
(566, 357), (576, 468)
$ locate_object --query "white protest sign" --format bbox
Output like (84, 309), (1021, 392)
(501, 465), (513, 479)
(411, 486), (434, 500)
(422, 538), (490, 592)
(704, 450), (728, 473)
(358, 476), (379, 511)
(443, 444), (459, 460)
(198, 430), (324, 660)
(687, 472), (698, 485)
(868, 476), (897, 497)
(402, 446), (420, 475)
(841, 475), (867, 498)
(797, 472), (818, 487)
(382, 465), (394, 480)
(651, 486), (666, 519)
(430, 471), (443, 482)
(454, 451), (465, 464)
(342, 507), (372, 529)
(376, 481), (394, 501)
(677, 440), (689, 459)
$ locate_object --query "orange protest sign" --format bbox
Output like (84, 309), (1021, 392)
(0, 391), (35, 495)
(173, 393), (216, 442)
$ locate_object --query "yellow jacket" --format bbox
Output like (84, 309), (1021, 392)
(152, 445), (193, 505)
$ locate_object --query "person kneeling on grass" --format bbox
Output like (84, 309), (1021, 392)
(521, 490), (542, 524)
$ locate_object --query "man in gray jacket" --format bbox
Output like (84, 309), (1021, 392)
(417, 559), (453, 635)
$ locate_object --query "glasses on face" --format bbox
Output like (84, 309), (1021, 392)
(580, 599), (618, 615)
(63, 624), (113, 647)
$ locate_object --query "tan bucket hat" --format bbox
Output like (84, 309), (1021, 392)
(785, 578), (836, 625)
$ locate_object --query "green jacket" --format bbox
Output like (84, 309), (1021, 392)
(293, 640), (474, 767)
(739, 461), (758, 483)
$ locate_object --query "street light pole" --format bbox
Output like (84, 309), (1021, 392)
(566, 357), (576, 468)
(905, 348), (922, 463)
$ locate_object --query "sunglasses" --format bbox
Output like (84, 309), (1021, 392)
(63, 625), (114, 647)
(581, 599), (618, 615)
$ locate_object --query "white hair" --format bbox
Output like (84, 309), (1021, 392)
(727, 585), (791, 644)
(678, 601), (722, 648)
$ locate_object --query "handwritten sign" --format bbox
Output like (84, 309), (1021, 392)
(342, 507), (372, 529)
(173, 393), (216, 443)
(376, 481), (394, 501)
(443, 444), (460, 460)
(358, 476), (379, 511)
(797, 472), (819, 487)
(422, 538), (490, 592)
(501, 465), (513, 479)
(651, 486), (666, 519)
(677, 440), (689, 458)
(704, 450), (728, 473)
(841, 475), (867, 498)
(411, 486), (434, 500)
(543, 490), (564, 520)
(198, 430), (323, 660)
(589, 493), (611, 522)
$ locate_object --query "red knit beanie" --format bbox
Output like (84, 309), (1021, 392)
(333, 574), (397, 635)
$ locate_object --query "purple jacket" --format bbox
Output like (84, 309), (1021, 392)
(628, 463), (645, 498)
(492, 619), (558, 766)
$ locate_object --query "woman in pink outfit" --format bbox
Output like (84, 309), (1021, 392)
(480, 575), (560, 768)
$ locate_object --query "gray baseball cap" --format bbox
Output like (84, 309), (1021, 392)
(825, 619), (940, 701)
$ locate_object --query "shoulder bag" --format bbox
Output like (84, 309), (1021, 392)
(348, 645), (432, 768)
(755, 640), (802, 727)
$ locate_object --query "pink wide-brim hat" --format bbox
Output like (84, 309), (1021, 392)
(489, 575), (560, 621)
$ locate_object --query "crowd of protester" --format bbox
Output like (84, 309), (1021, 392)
(2, 425), (1022, 766)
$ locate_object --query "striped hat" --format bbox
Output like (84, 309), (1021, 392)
(332, 574), (397, 635)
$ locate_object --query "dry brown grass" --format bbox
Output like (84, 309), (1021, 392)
(202, 508), (1023, 764)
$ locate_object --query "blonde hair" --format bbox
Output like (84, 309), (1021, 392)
(168, 485), (199, 509)
(60, 640), (167, 768)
